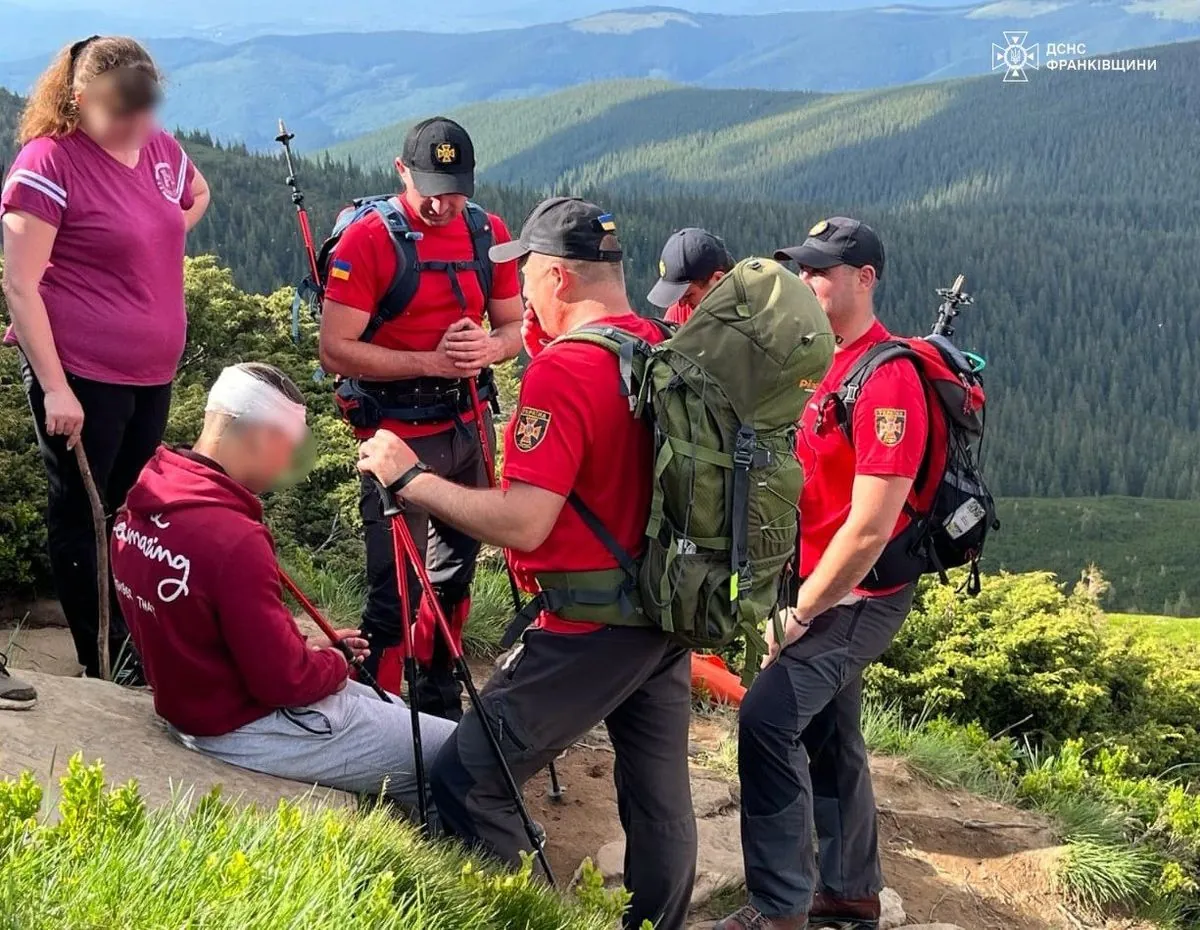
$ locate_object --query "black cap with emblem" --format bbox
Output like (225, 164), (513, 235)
(775, 216), (885, 279)
(647, 227), (735, 308)
(489, 197), (623, 265)
(401, 116), (476, 198)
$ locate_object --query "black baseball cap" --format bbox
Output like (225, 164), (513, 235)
(401, 116), (475, 198)
(647, 227), (735, 308)
(775, 216), (885, 278)
(489, 197), (623, 264)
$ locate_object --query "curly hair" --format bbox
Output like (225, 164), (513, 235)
(18, 36), (160, 144)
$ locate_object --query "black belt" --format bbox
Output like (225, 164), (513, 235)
(335, 369), (498, 428)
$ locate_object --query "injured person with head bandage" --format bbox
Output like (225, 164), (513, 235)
(110, 362), (456, 815)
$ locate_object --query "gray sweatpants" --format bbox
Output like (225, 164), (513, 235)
(170, 680), (457, 817)
(738, 587), (914, 919)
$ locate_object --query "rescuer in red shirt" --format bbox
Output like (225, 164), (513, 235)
(716, 217), (941, 930)
(357, 198), (697, 930)
(318, 118), (523, 720)
(646, 226), (735, 325)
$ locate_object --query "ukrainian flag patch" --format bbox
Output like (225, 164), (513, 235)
(330, 259), (352, 281)
(597, 213), (617, 232)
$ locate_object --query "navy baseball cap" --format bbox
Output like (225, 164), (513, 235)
(775, 216), (885, 278)
(402, 116), (475, 197)
(647, 227), (735, 308)
(489, 197), (623, 264)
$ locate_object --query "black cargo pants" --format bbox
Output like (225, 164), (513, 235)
(358, 414), (493, 721)
(738, 586), (914, 920)
(430, 625), (698, 930)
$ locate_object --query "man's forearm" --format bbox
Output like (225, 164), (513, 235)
(794, 521), (891, 620)
(321, 339), (438, 380)
(401, 474), (534, 550)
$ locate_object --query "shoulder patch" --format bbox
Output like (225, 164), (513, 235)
(874, 407), (907, 447)
(514, 406), (552, 452)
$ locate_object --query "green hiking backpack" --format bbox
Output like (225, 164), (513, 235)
(505, 258), (835, 679)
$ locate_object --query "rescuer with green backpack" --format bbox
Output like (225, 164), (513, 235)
(356, 196), (834, 930)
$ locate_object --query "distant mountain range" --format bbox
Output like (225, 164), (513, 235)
(328, 39), (1199, 208)
(3, 2), (1199, 148)
(0, 0), (978, 57)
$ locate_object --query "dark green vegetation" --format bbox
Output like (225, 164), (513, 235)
(4, 55), (1200, 603)
(988, 498), (1200, 614)
(4, 5), (1200, 147)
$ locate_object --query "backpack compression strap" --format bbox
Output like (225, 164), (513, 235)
(498, 493), (649, 648)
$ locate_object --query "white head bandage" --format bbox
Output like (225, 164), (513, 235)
(205, 366), (308, 443)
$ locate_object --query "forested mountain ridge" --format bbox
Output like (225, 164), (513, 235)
(3, 3), (1199, 147)
(2, 67), (1199, 507)
(333, 40), (1200, 207)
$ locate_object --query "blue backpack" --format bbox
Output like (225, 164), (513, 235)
(293, 195), (495, 343)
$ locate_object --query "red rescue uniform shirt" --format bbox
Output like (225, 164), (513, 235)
(663, 301), (693, 326)
(797, 320), (945, 597)
(502, 313), (668, 634)
(323, 198), (520, 439)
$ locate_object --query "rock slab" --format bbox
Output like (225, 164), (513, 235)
(0, 670), (353, 812)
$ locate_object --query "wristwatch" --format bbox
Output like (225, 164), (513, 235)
(386, 461), (432, 496)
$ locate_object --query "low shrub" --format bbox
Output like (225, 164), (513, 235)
(0, 754), (626, 929)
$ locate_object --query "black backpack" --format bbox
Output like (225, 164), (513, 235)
(825, 334), (998, 595)
(293, 195), (495, 343)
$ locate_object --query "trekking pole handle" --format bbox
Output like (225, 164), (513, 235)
(370, 476), (404, 519)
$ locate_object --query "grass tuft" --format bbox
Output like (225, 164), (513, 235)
(1052, 838), (1157, 915)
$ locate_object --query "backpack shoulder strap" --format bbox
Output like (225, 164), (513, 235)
(358, 197), (421, 344)
(463, 202), (495, 302)
(834, 339), (920, 438)
(554, 325), (649, 404)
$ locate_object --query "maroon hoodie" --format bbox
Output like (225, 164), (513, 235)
(111, 446), (347, 737)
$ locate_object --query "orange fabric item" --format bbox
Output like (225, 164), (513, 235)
(691, 653), (746, 706)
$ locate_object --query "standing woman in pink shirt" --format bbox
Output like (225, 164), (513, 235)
(1, 36), (210, 684)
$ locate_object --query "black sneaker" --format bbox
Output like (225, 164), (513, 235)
(0, 654), (37, 711)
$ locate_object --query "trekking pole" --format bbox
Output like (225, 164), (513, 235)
(466, 378), (565, 804)
(277, 568), (395, 705)
(75, 442), (110, 682)
(372, 478), (557, 886)
(275, 119), (320, 284)
(383, 502), (430, 833)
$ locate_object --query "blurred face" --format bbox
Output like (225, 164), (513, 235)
(232, 422), (302, 495)
(76, 76), (159, 151)
(798, 262), (875, 331)
(679, 270), (725, 309)
(396, 161), (468, 226)
(520, 253), (571, 337)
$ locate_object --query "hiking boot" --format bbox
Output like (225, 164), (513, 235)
(713, 905), (807, 930)
(0, 654), (37, 711)
(808, 891), (880, 929)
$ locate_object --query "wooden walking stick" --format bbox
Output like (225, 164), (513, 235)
(74, 442), (110, 681)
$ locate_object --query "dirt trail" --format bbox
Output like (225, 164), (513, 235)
(5, 619), (1078, 929)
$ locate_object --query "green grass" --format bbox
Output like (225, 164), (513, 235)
(1106, 613), (1200, 650)
(0, 756), (621, 930)
(990, 497), (1200, 616)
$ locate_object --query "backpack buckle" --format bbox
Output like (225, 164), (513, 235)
(733, 427), (756, 469)
(843, 383), (860, 403)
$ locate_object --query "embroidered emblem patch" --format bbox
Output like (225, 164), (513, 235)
(874, 407), (907, 447)
(514, 407), (552, 452)
(808, 219), (829, 237)
(433, 142), (459, 164)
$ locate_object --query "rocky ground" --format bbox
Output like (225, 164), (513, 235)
(4, 613), (1084, 930)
